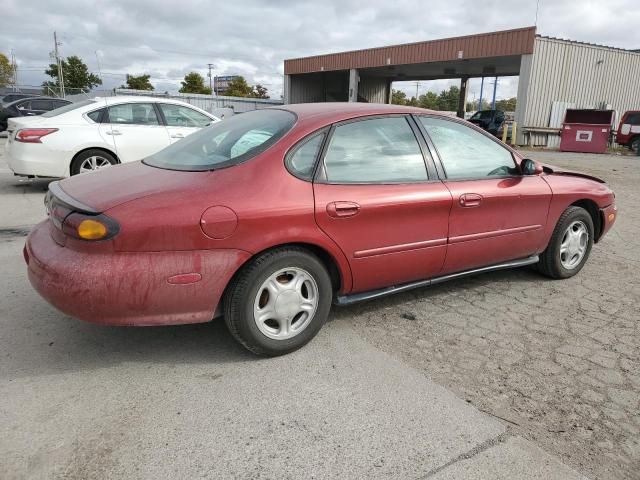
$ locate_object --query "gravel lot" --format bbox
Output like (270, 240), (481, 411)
(345, 150), (640, 479)
(0, 137), (637, 479)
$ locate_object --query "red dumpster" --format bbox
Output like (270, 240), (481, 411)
(560, 109), (614, 154)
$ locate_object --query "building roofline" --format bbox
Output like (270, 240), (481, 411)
(536, 34), (640, 55)
(285, 26), (536, 63)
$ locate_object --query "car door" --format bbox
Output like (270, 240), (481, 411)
(313, 115), (452, 293)
(416, 115), (552, 274)
(104, 103), (170, 163)
(158, 103), (213, 143)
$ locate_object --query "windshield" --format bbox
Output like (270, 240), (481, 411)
(41, 99), (96, 117)
(470, 110), (494, 121)
(144, 109), (296, 171)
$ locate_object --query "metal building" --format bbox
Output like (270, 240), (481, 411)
(283, 27), (640, 146)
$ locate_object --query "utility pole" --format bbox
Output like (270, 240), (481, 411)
(415, 81), (420, 100)
(207, 63), (214, 94)
(10, 49), (17, 91)
(53, 31), (65, 98)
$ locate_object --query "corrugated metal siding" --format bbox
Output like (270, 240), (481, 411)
(284, 27), (536, 75)
(523, 37), (640, 146)
(358, 76), (387, 103)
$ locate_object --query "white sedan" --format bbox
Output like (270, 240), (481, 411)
(4, 96), (219, 177)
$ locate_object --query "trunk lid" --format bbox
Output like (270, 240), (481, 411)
(56, 161), (212, 212)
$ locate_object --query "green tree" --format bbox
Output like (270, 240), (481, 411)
(391, 89), (407, 105)
(121, 74), (154, 91)
(252, 83), (269, 99)
(418, 91), (439, 110)
(436, 85), (460, 111)
(0, 53), (16, 88)
(179, 72), (212, 94)
(224, 76), (253, 97)
(43, 55), (102, 93)
(495, 97), (517, 112)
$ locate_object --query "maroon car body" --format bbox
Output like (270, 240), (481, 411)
(24, 103), (617, 353)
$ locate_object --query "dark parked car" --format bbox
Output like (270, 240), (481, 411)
(469, 109), (505, 136)
(1, 93), (38, 106)
(25, 103), (617, 356)
(0, 97), (72, 131)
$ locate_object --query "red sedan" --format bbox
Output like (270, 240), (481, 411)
(24, 103), (617, 356)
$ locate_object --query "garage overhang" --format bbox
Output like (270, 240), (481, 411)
(284, 27), (536, 77)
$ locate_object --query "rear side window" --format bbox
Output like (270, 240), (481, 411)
(86, 109), (104, 123)
(106, 103), (159, 125)
(286, 131), (326, 180)
(30, 99), (54, 110)
(323, 116), (428, 183)
(145, 109), (296, 171)
(42, 99), (96, 117)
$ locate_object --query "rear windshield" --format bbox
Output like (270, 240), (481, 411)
(41, 99), (96, 117)
(144, 109), (296, 171)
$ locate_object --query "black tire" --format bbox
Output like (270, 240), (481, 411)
(630, 137), (640, 154)
(537, 206), (594, 279)
(70, 149), (117, 176)
(224, 247), (333, 356)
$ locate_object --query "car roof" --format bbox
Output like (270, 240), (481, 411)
(278, 102), (448, 124)
(5, 96), (67, 106)
(92, 96), (203, 106)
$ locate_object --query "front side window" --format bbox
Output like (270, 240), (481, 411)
(418, 116), (517, 180)
(286, 131), (326, 180)
(323, 116), (428, 183)
(626, 113), (640, 125)
(159, 104), (212, 128)
(106, 103), (159, 125)
(145, 109), (296, 171)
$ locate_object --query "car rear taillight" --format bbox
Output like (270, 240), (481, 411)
(15, 128), (58, 143)
(62, 212), (120, 241)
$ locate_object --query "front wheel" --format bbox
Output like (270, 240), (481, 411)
(537, 206), (594, 279)
(224, 247), (333, 356)
(630, 137), (640, 154)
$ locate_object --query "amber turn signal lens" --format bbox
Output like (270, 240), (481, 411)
(608, 213), (615, 223)
(77, 219), (108, 240)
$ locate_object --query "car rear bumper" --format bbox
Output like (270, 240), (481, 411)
(5, 136), (69, 177)
(25, 220), (250, 326)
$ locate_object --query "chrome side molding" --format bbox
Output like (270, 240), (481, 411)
(334, 255), (539, 306)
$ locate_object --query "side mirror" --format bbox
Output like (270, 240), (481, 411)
(521, 158), (542, 175)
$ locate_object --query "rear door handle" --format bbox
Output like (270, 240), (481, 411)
(170, 133), (184, 139)
(327, 201), (360, 218)
(106, 130), (122, 136)
(459, 193), (483, 207)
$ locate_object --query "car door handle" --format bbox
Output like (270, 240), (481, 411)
(327, 201), (360, 218)
(459, 193), (483, 207)
(105, 130), (122, 136)
(170, 133), (184, 139)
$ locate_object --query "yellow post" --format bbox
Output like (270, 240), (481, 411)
(511, 122), (517, 146)
(502, 123), (509, 143)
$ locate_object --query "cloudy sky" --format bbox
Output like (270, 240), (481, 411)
(1, 0), (639, 101)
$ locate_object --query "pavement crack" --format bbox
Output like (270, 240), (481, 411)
(418, 432), (511, 479)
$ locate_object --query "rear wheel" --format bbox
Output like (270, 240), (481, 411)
(537, 206), (594, 279)
(630, 137), (640, 154)
(224, 247), (333, 356)
(70, 149), (117, 175)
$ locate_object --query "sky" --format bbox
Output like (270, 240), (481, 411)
(1, 0), (639, 102)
